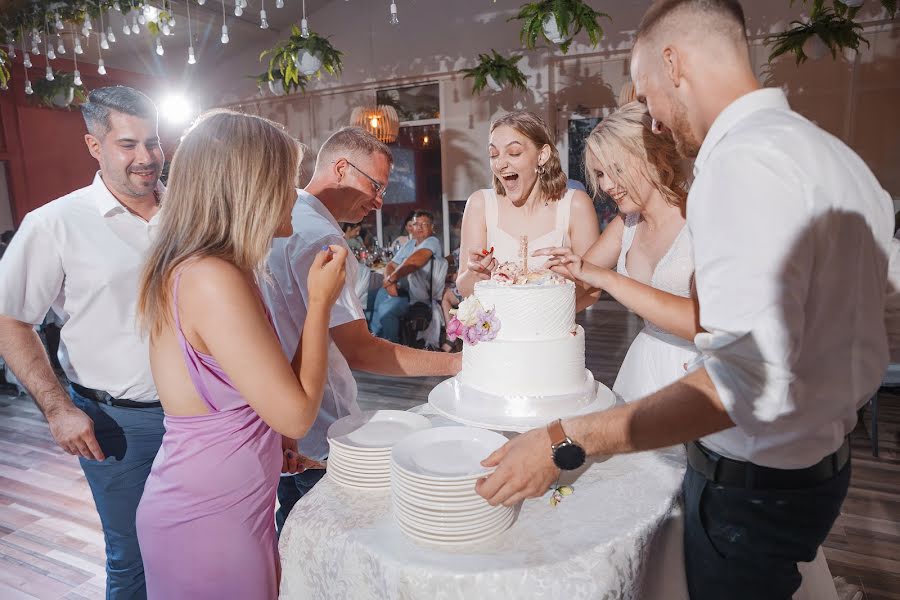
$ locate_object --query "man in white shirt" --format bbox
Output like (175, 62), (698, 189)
(475, 2), (895, 598)
(0, 87), (165, 599)
(370, 210), (444, 343)
(264, 127), (461, 530)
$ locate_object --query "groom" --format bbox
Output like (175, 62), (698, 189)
(476, 1), (895, 598)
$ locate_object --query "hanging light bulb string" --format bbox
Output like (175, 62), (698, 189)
(44, 19), (56, 60)
(221, 0), (229, 43)
(97, 29), (107, 74)
(186, 0), (196, 63)
(301, 0), (309, 37)
(260, 0), (269, 29)
(389, 1), (399, 25)
(72, 23), (82, 86)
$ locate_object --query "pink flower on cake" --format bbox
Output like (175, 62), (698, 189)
(475, 310), (500, 342)
(446, 316), (465, 341)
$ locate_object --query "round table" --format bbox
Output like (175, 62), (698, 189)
(278, 407), (836, 599)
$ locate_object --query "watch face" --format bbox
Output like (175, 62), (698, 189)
(554, 442), (586, 470)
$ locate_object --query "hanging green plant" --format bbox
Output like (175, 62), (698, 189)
(254, 68), (310, 97)
(510, 0), (610, 54)
(0, 47), (9, 90)
(28, 70), (88, 109)
(767, 0), (897, 64)
(461, 50), (528, 94)
(259, 27), (342, 95)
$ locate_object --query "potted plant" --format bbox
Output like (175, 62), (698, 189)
(0, 47), (9, 91)
(260, 26), (342, 94)
(511, 0), (610, 54)
(255, 69), (309, 97)
(29, 71), (87, 109)
(461, 50), (528, 94)
(767, 0), (897, 64)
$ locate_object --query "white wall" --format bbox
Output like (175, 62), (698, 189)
(211, 0), (900, 202)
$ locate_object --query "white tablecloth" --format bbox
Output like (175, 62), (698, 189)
(279, 406), (836, 599)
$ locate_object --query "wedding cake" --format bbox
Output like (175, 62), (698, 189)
(457, 269), (590, 397)
(430, 262), (614, 432)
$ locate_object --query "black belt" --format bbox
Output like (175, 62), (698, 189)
(71, 382), (162, 409)
(688, 439), (850, 490)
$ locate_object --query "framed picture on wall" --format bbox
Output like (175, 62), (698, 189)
(387, 147), (416, 205)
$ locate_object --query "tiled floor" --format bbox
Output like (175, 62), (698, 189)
(0, 303), (896, 598)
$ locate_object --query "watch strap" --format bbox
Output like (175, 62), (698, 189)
(547, 418), (567, 447)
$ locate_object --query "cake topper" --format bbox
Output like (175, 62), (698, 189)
(519, 235), (528, 274)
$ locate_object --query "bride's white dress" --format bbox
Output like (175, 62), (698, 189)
(611, 212), (699, 401)
(609, 212), (837, 600)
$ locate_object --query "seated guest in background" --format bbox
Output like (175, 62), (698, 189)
(440, 248), (462, 352)
(370, 210), (443, 343)
(341, 222), (365, 253)
(265, 128), (461, 531)
(0, 85), (165, 599)
(391, 210), (416, 250)
(135, 110), (347, 599)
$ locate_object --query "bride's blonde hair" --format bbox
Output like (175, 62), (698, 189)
(584, 101), (688, 211)
(137, 109), (302, 335)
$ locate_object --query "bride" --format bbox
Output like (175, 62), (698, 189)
(536, 101), (698, 400)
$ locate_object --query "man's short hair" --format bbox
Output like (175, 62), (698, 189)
(413, 210), (434, 224)
(318, 126), (393, 167)
(81, 86), (158, 138)
(637, 0), (747, 42)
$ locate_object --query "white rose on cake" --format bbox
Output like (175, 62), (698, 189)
(454, 296), (485, 326)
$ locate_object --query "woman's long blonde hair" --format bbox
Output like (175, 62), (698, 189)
(490, 110), (567, 203)
(584, 101), (688, 211)
(137, 109), (301, 335)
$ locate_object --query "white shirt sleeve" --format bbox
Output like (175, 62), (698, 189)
(0, 211), (65, 325)
(291, 234), (365, 330)
(689, 146), (815, 436)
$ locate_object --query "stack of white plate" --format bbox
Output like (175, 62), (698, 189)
(390, 426), (516, 545)
(326, 410), (431, 490)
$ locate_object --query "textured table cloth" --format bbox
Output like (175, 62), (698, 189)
(279, 407), (835, 600)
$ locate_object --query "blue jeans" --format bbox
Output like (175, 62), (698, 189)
(682, 457), (850, 599)
(70, 388), (165, 600)
(369, 287), (410, 343)
(275, 468), (328, 535)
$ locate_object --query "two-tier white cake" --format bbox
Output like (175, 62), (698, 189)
(458, 276), (590, 397)
(429, 266), (615, 432)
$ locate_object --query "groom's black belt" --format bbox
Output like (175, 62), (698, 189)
(688, 438), (850, 490)
(71, 382), (162, 409)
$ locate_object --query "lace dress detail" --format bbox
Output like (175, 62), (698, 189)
(616, 212), (694, 336)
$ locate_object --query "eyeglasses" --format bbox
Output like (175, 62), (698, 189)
(342, 159), (388, 199)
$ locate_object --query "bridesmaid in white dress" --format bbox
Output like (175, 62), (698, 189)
(456, 110), (599, 298)
(537, 101), (699, 401)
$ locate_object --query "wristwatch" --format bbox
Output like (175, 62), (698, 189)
(548, 419), (586, 470)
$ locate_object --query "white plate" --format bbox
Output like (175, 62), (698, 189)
(428, 375), (617, 433)
(328, 471), (390, 489)
(395, 512), (515, 546)
(390, 466), (484, 489)
(392, 496), (509, 524)
(391, 427), (507, 482)
(391, 489), (495, 513)
(328, 454), (391, 472)
(328, 445), (393, 460)
(391, 474), (484, 499)
(393, 506), (510, 534)
(327, 410), (431, 450)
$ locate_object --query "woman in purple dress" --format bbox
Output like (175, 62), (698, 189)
(135, 110), (348, 599)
